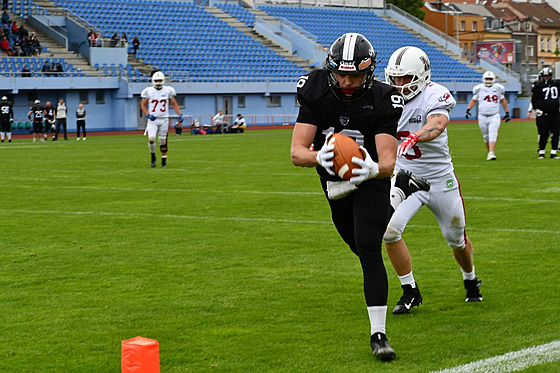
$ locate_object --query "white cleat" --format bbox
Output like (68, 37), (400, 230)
(486, 151), (496, 161)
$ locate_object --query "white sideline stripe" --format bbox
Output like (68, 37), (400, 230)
(8, 184), (559, 204)
(432, 340), (560, 373)
(2, 208), (560, 234)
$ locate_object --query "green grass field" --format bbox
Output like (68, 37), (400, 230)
(1, 121), (559, 372)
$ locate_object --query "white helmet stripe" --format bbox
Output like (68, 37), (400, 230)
(342, 33), (359, 61)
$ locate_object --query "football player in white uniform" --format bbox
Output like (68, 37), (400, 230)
(141, 71), (183, 167)
(383, 46), (482, 314)
(465, 71), (510, 160)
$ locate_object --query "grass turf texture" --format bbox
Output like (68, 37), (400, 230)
(1, 121), (559, 372)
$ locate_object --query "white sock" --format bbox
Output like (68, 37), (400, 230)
(460, 266), (476, 281)
(390, 187), (406, 211)
(148, 143), (156, 153)
(552, 149), (558, 155)
(398, 272), (416, 287)
(7, 132), (11, 140)
(0, 132), (4, 140)
(367, 305), (387, 335)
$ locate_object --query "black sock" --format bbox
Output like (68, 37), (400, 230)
(151, 153), (156, 162)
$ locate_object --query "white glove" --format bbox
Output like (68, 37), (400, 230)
(534, 109), (543, 117)
(350, 146), (379, 185)
(316, 133), (335, 176)
(327, 180), (357, 200)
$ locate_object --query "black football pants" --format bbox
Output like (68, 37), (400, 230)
(0, 118), (11, 133)
(321, 178), (392, 307)
(536, 113), (559, 150)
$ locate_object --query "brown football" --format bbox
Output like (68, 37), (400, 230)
(328, 133), (364, 180)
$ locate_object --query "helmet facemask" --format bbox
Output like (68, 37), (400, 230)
(152, 71), (165, 90)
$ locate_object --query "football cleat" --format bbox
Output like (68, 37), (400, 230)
(538, 153), (545, 159)
(464, 278), (483, 302)
(150, 161), (156, 168)
(393, 283), (422, 314)
(395, 170), (430, 198)
(370, 333), (396, 362)
(551, 153), (559, 159)
(486, 151), (496, 161)
(161, 158), (167, 168)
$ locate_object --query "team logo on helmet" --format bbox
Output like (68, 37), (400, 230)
(358, 58), (372, 70)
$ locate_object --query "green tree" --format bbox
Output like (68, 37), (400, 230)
(387, 0), (425, 20)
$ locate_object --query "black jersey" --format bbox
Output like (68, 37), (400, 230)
(30, 105), (44, 121)
(0, 101), (14, 120)
(45, 106), (55, 120)
(296, 69), (403, 181)
(531, 79), (560, 114)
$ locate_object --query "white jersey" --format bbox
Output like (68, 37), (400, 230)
(141, 86), (177, 119)
(472, 83), (505, 116)
(396, 82), (456, 179)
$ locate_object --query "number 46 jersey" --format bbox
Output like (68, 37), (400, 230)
(472, 82), (505, 116)
(396, 81), (456, 179)
(141, 86), (177, 119)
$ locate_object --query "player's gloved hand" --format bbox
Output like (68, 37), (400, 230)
(397, 132), (419, 158)
(465, 109), (471, 119)
(534, 109), (543, 117)
(350, 146), (379, 185)
(177, 114), (183, 124)
(503, 111), (511, 122)
(147, 114), (157, 121)
(316, 133), (335, 176)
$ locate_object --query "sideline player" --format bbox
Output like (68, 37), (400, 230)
(140, 71), (183, 167)
(28, 99), (45, 143)
(530, 67), (560, 159)
(291, 33), (429, 361)
(0, 96), (14, 143)
(383, 46), (482, 315)
(44, 101), (56, 141)
(465, 71), (510, 160)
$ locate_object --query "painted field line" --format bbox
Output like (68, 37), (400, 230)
(2, 208), (560, 235)
(7, 184), (558, 204)
(433, 340), (560, 373)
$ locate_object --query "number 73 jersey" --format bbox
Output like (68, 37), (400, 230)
(395, 81), (456, 179)
(141, 86), (177, 119)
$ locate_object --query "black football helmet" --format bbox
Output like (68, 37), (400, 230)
(325, 33), (377, 101)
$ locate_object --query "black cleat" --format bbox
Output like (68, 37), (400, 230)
(150, 154), (156, 168)
(551, 153), (559, 159)
(464, 278), (483, 302)
(395, 170), (430, 198)
(393, 283), (422, 314)
(370, 333), (396, 362)
(538, 153), (545, 159)
(161, 158), (167, 168)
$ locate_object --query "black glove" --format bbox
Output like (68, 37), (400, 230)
(503, 112), (511, 122)
(465, 109), (471, 119)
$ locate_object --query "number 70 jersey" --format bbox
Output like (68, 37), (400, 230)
(395, 81), (456, 179)
(141, 86), (177, 119)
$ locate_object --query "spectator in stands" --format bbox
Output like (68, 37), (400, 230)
(12, 36), (20, 56)
(2, 0), (7, 10)
(54, 97), (67, 141)
(110, 32), (119, 47)
(21, 64), (31, 77)
(0, 35), (13, 55)
(18, 24), (27, 38)
(54, 62), (63, 76)
(213, 109), (225, 133)
(21, 35), (33, 56)
(41, 60), (51, 76)
(76, 103), (86, 140)
(121, 32), (128, 46)
(228, 113), (246, 133)
(131, 35), (140, 55)
(10, 20), (17, 35)
(87, 29), (98, 47)
(150, 66), (160, 77)
(30, 31), (40, 55)
(1, 10), (10, 27)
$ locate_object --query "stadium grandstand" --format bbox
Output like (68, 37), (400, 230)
(0, 0), (524, 132)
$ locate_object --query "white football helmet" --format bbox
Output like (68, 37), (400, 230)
(385, 46), (431, 101)
(152, 71), (165, 89)
(483, 71), (496, 87)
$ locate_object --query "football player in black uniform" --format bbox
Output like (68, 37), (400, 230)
(44, 101), (56, 141)
(531, 67), (560, 159)
(0, 96), (14, 143)
(291, 33), (429, 362)
(28, 99), (45, 142)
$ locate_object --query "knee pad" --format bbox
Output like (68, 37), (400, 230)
(383, 223), (402, 243)
(160, 143), (168, 153)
